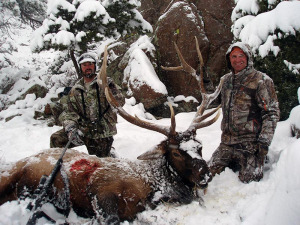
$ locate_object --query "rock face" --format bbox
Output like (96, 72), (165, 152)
(139, 0), (171, 28)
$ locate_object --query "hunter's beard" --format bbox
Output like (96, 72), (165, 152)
(83, 69), (95, 78)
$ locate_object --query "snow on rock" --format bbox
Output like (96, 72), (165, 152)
(123, 35), (167, 95)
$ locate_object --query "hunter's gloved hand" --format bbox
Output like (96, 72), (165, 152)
(257, 143), (268, 164)
(65, 124), (84, 146)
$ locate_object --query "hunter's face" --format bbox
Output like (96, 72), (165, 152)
(81, 62), (95, 76)
(229, 48), (247, 74)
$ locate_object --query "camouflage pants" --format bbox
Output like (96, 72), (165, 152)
(209, 142), (264, 183)
(50, 128), (114, 158)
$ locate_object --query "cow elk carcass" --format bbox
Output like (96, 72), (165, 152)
(0, 39), (223, 225)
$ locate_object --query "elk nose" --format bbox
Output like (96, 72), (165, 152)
(198, 171), (212, 189)
(199, 179), (208, 188)
(191, 158), (208, 171)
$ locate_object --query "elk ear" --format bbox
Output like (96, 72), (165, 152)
(137, 144), (167, 160)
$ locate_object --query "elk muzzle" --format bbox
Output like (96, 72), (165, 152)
(190, 158), (212, 189)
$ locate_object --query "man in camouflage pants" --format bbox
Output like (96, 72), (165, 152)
(209, 42), (280, 183)
(50, 52), (124, 157)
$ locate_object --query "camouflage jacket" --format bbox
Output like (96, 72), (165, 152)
(49, 87), (72, 126)
(220, 42), (280, 146)
(59, 77), (125, 139)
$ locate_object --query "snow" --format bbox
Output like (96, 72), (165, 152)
(47, 0), (76, 15)
(1, 0), (300, 224)
(1, 101), (300, 224)
(159, 1), (186, 21)
(73, 0), (111, 24)
(231, 0), (259, 22)
(286, 87), (300, 132)
(289, 105), (300, 130)
(174, 95), (199, 103)
(123, 35), (168, 95)
(180, 139), (202, 159)
(232, 1), (300, 59)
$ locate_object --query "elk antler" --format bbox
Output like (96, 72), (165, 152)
(98, 46), (176, 137)
(161, 37), (224, 134)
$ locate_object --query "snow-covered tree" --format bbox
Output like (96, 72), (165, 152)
(231, 0), (300, 120)
(31, 0), (152, 54)
(0, 0), (46, 29)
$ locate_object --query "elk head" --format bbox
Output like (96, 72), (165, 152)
(97, 39), (223, 189)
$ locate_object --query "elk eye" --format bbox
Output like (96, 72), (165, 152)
(173, 152), (181, 157)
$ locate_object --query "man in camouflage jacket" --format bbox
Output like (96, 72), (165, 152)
(209, 42), (280, 183)
(51, 52), (124, 157)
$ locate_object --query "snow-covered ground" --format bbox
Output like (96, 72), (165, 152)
(0, 103), (300, 225)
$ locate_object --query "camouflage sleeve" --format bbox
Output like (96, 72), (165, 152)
(58, 112), (78, 130)
(256, 74), (280, 146)
(108, 79), (125, 106)
(58, 95), (80, 131)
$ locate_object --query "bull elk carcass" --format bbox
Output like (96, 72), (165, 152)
(0, 39), (223, 225)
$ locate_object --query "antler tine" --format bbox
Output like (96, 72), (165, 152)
(194, 76), (224, 117)
(97, 45), (108, 88)
(161, 42), (196, 76)
(188, 76), (224, 133)
(195, 36), (205, 94)
(169, 102), (176, 136)
(192, 108), (221, 130)
(105, 88), (175, 137)
(99, 45), (176, 137)
(186, 105), (221, 133)
(192, 105), (221, 124)
(187, 77), (224, 133)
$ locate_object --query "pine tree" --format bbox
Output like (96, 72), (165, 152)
(32, 0), (151, 54)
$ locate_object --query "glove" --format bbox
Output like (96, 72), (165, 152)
(258, 143), (268, 156)
(257, 143), (268, 165)
(65, 124), (84, 146)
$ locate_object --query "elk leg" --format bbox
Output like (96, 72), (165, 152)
(96, 193), (120, 225)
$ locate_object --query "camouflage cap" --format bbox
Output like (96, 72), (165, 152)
(78, 52), (97, 65)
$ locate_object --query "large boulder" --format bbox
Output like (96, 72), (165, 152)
(20, 84), (48, 100)
(108, 35), (168, 113)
